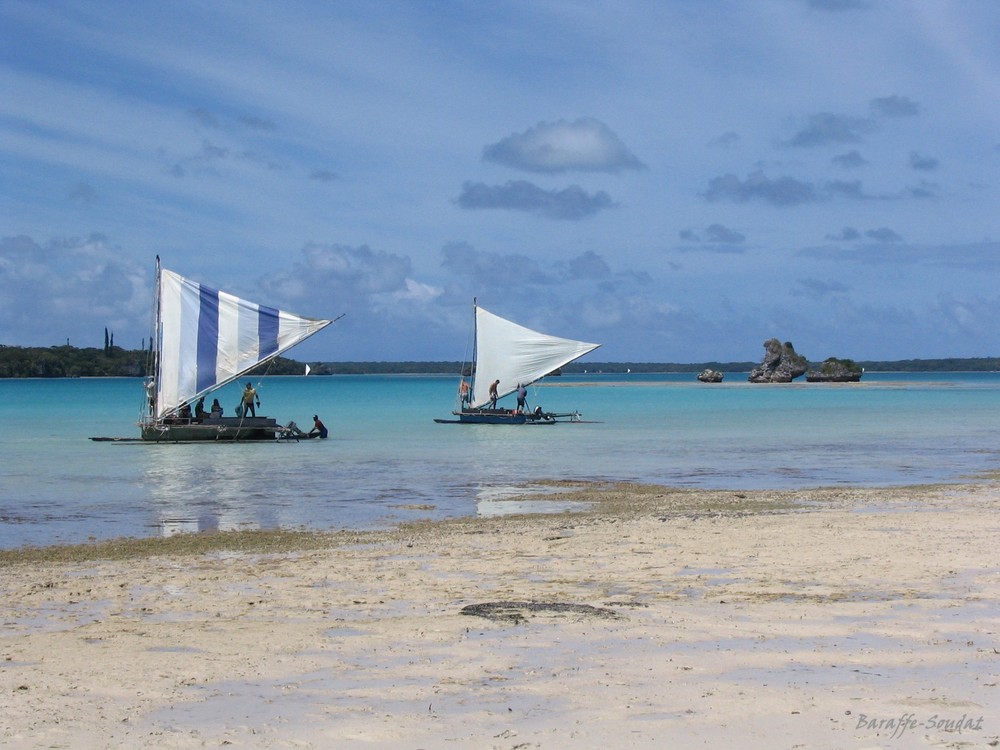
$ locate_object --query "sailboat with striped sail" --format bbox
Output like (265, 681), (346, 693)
(435, 301), (600, 424)
(139, 258), (337, 442)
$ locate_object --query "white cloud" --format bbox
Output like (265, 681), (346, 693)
(482, 118), (645, 174)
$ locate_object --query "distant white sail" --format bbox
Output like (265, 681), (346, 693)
(470, 306), (600, 409)
(304, 364), (311, 376)
(153, 267), (331, 418)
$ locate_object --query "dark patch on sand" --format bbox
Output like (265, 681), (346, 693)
(461, 600), (622, 624)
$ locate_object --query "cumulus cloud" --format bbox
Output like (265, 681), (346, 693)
(702, 171), (909, 206)
(870, 95), (920, 118)
(832, 150), (868, 168)
(238, 243), (456, 360)
(703, 171), (818, 206)
(824, 180), (868, 200)
(564, 250), (612, 281)
(456, 180), (615, 220)
(162, 139), (287, 178)
(811, 226), (902, 245)
(260, 242), (413, 305)
(392, 278), (443, 304)
(482, 118), (644, 174)
(785, 112), (877, 147)
(826, 227), (862, 241)
(909, 152), (939, 171)
(904, 180), (938, 199)
(440, 242), (621, 289)
(0, 235), (148, 347)
(709, 131), (740, 149)
(866, 227), (902, 242)
(237, 115), (277, 131)
(440, 241), (551, 287)
(678, 224), (746, 252)
(705, 224), (746, 244)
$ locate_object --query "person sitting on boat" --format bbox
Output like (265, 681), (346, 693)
(309, 415), (328, 439)
(242, 382), (260, 417)
(488, 379), (500, 409)
(194, 397), (206, 421)
(178, 402), (192, 421)
(516, 383), (527, 413)
(210, 398), (223, 417)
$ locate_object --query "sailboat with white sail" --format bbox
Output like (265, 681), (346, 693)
(137, 258), (338, 442)
(435, 301), (600, 424)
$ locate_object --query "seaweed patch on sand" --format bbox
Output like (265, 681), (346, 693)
(460, 600), (622, 623)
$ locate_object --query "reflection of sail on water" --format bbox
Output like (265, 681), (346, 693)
(145, 446), (283, 535)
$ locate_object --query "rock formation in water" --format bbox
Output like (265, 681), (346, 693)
(697, 369), (724, 383)
(747, 339), (809, 383)
(806, 358), (863, 382)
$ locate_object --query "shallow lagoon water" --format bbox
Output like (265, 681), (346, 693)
(2, 372), (999, 548)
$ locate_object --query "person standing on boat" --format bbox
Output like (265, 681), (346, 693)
(488, 379), (500, 409)
(459, 378), (471, 408)
(309, 415), (328, 439)
(516, 383), (528, 413)
(242, 382), (260, 417)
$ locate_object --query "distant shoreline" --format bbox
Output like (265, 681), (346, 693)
(1, 344), (998, 378)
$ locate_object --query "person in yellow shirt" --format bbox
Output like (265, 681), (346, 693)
(242, 382), (260, 417)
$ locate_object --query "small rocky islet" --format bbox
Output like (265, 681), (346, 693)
(697, 339), (863, 384)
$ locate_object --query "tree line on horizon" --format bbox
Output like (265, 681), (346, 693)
(0, 344), (998, 378)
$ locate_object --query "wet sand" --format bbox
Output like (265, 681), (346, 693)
(2, 481), (998, 749)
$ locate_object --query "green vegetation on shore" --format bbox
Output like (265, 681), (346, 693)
(0, 528), (358, 565)
(1, 344), (997, 378)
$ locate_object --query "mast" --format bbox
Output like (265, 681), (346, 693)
(470, 296), (478, 397)
(144, 256), (162, 421)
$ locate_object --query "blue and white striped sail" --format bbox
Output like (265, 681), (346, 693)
(152, 267), (332, 419)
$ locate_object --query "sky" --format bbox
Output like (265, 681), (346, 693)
(3, 0), (1000, 364)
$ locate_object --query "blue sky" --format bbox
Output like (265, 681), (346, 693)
(3, 0), (999, 363)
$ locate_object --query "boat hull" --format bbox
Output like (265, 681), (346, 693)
(140, 416), (291, 442)
(434, 409), (562, 425)
(458, 409), (528, 425)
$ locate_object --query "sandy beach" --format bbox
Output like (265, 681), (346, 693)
(2, 481), (998, 749)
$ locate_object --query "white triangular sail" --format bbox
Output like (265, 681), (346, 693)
(152, 266), (332, 419)
(470, 306), (600, 408)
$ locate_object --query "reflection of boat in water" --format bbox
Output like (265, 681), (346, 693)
(435, 301), (600, 425)
(145, 445), (281, 536)
(127, 257), (337, 442)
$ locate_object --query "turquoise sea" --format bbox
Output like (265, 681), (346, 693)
(2, 372), (1000, 550)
